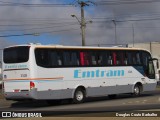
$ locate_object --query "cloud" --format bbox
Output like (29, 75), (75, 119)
(0, 0), (160, 47)
(84, 1), (160, 46)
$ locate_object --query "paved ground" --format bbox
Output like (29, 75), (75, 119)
(0, 90), (160, 111)
(0, 87), (160, 119)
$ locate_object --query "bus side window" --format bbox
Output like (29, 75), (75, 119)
(58, 56), (62, 65)
(84, 52), (92, 66)
(71, 52), (79, 66)
(117, 51), (124, 65)
(97, 52), (106, 66)
(63, 51), (79, 66)
(80, 52), (91, 66)
(37, 49), (50, 67)
(113, 52), (117, 65)
(108, 52), (113, 65)
(91, 52), (97, 66)
(63, 52), (70, 66)
(130, 51), (142, 65)
(127, 51), (133, 65)
(135, 52), (141, 65)
(50, 51), (58, 67)
(97, 52), (103, 65)
(124, 52), (128, 65)
(80, 52), (85, 66)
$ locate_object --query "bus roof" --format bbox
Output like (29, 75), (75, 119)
(4, 43), (150, 52)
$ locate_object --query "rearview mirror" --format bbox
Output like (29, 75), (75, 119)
(149, 58), (159, 69)
(157, 61), (159, 69)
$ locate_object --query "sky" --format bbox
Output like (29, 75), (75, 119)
(0, 0), (160, 49)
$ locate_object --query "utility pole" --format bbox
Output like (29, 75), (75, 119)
(132, 24), (135, 47)
(71, 0), (93, 46)
(80, 1), (86, 46)
(112, 19), (117, 45)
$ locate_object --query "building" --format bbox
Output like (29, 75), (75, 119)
(128, 42), (160, 81)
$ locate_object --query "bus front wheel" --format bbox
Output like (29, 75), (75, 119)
(73, 88), (86, 104)
(133, 84), (141, 96)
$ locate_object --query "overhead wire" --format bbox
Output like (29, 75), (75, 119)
(0, 27), (80, 37)
(0, 23), (79, 33)
(0, 21), (78, 27)
(96, 0), (160, 5)
(0, 0), (74, 7)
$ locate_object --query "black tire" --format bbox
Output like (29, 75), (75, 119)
(133, 85), (141, 96)
(73, 88), (86, 104)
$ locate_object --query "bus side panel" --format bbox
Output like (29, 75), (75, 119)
(32, 66), (147, 99)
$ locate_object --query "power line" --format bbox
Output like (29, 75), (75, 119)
(89, 17), (160, 23)
(0, 0), (74, 7)
(0, 28), (79, 37)
(0, 21), (78, 27)
(0, 23), (79, 33)
(1, 11), (160, 23)
(96, 0), (160, 5)
(0, 18), (75, 22)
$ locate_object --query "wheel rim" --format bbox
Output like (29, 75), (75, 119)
(76, 91), (83, 101)
(134, 86), (140, 95)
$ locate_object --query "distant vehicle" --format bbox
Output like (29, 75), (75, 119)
(2, 44), (159, 104)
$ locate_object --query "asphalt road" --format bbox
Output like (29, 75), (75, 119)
(0, 90), (160, 117)
(0, 89), (160, 116)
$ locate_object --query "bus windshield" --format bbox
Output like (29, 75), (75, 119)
(3, 46), (30, 63)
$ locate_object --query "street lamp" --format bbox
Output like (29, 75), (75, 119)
(112, 19), (117, 45)
(71, 14), (92, 46)
(71, 15), (81, 24)
(71, 14), (86, 46)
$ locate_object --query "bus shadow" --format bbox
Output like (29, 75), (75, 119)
(10, 92), (155, 108)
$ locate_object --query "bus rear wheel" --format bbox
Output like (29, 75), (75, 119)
(73, 88), (86, 104)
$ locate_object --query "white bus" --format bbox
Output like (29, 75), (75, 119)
(2, 44), (159, 104)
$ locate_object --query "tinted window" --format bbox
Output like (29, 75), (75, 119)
(34, 48), (149, 68)
(142, 51), (155, 79)
(125, 51), (142, 65)
(63, 51), (79, 66)
(4, 46), (29, 63)
(80, 52), (92, 66)
(89, 51), (113, 66)
(35, 49), (62, 68)
(114, 51), (125, 65)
